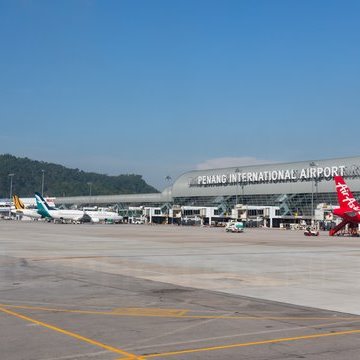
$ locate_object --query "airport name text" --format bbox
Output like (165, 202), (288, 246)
(196, 166), (346, 186)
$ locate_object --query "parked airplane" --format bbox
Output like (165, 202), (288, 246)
(82, 208), (123, 223)
(35, 192), (122, 223)
(12, 195), (42, 219)
(35, 192), (91, 223)
(329, 176), (360, 236)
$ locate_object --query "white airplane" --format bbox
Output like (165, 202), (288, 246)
(12, 195), (42, 219)
(35, 192), (122, 223)
(35, 192), (91, 223)
(83, 208), (123, 223)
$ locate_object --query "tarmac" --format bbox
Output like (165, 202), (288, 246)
(1, 221), (360, 359)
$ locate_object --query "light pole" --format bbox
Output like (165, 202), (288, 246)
(309, 162), (317, 225)
(165, 175), (172, 187)
(8, 173), (14, 218)
(87, 182), (92, 204)
(88, 182), (92, 197)
(165, 176), (172, 224)
(41, 169), (45, 197)
(235, 168), (240, 206)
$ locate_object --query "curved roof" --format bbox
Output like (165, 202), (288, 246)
(171, 156), (360, 197)
(55, 156), (360, 206)
(56, 189), (172, 206)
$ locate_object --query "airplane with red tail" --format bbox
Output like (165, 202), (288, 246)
(329, 176), (360, 236)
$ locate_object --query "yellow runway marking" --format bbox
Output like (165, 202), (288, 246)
(0, 304), (190, 319)
(112, 308), (188, 316)
(140, 328), (360, 358)
(0, 306), (140, 360)
(1, 304), (360, 359)
(0, 303), (358, 321)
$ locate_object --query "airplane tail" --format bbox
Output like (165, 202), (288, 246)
(13, 195), (25, 210)
(35, 192), (52, 217)
(334, 176), (360, 213)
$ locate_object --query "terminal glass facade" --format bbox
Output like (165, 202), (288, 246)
(174, 192), (355, 218)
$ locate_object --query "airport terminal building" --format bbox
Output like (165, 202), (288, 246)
(57, 156), (360, 225)
(172, 157), (360, 216)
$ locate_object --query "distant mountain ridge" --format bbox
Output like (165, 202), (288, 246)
(0, 154), (158, 198)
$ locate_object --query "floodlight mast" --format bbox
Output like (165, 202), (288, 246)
(8, 173), (14, 218)
(41, 169), (45, 197)
(309, 162), (318, 225)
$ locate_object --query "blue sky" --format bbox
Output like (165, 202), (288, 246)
(1, 0), (359, 190)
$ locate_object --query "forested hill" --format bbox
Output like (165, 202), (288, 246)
(0, 154), (159, 198)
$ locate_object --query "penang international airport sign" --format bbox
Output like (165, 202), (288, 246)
(195, 165), (347, 187)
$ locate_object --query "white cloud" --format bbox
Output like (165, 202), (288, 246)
(196, 156), (278, 170)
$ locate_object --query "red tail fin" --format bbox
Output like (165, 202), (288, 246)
(334, 176), (360, 212)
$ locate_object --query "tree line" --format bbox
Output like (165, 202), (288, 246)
(0, 154), (158, 198)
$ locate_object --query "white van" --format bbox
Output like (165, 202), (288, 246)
(225, 221), (244, 233)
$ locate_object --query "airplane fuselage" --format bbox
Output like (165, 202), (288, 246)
(14, 208), (42, 219)
(85, 210), (122, 222)
(39, 209), (87, 221)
